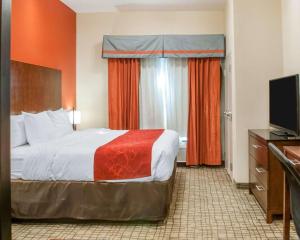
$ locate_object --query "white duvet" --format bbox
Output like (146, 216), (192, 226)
(13, 128), (179, 182)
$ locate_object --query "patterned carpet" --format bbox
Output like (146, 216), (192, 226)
(12, 167), (298, 240)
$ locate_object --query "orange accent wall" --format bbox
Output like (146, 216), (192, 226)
(11, 0), (76, 109)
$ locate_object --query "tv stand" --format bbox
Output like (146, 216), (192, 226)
(249, 129), (300, 223)
(271, 130), (296, 137)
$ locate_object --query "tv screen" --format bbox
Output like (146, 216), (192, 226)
(269, 74), (300, 135)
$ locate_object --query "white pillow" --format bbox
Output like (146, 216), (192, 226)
(47, 109), (73, 137)
(22, 111), (57, 145)
(11, 115), (27, 148)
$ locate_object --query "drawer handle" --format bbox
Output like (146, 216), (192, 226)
(255, 167), (266, 174)
(256, 185), (265, 191)
(252, 144), (262, 149)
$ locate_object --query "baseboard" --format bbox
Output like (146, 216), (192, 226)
(233, 180), (249, 189)
(176, 162), (187, 167)
(176, 161), (226, 168)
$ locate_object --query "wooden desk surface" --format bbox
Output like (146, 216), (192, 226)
(283, 146), (300, 160)
(283, 146), (300, 173)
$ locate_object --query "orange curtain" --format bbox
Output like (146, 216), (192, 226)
(108, 58), (140, 130)
(187, 58), (221, 166)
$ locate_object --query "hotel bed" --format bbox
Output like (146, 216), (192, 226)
(10, 61), (178, 221)
(11, 128), (178, 221)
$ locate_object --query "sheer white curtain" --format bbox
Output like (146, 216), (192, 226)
(140, 58), (188, 137)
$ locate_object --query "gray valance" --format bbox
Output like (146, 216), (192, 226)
(163, 35), (225, 58)
(102, 34), (225, 59)
(102, 35), (163, 58)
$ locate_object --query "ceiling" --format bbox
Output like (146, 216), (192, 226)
(60, 0), (226, 13)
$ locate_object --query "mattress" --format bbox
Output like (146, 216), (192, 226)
(12, 128), (179, 182)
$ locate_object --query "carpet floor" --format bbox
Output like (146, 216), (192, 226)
(12, 167), (298, 239)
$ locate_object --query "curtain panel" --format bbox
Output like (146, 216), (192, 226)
(102, 35), (225, 59)
(108, 59), (140, 130)
(187, 58), (222, 166)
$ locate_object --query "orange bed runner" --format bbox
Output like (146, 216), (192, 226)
(94, 129), (164, 181)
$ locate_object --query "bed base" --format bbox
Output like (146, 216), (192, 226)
(11, 165), (176, 222)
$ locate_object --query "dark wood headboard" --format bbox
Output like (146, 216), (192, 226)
(11, 61), (62, 113)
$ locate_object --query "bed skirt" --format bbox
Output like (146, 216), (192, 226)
(11, 165), (176, 222)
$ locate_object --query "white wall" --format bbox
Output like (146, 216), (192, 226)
(76, 11), (225, 129)
(229, 0), (283, 183)
(281, 0), (300, 75)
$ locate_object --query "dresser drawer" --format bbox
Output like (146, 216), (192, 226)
(249, 155), (268, 189)
(249, 136), (268, 170)
(250, 173), (267, 212)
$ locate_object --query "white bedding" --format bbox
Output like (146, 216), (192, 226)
(11, 145), (31, 179)
(11, 128), (179, 182)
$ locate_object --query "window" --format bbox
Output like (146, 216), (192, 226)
(140, 58), (188, 138)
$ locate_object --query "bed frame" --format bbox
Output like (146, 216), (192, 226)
(10, 61), (176, 221)
(11, 60), (61, 113)
(12, 167), (176, 221)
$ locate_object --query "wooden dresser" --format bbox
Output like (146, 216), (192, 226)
(248, 129), (300, 223)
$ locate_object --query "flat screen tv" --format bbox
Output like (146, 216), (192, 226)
(269, 74), (300, 136)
